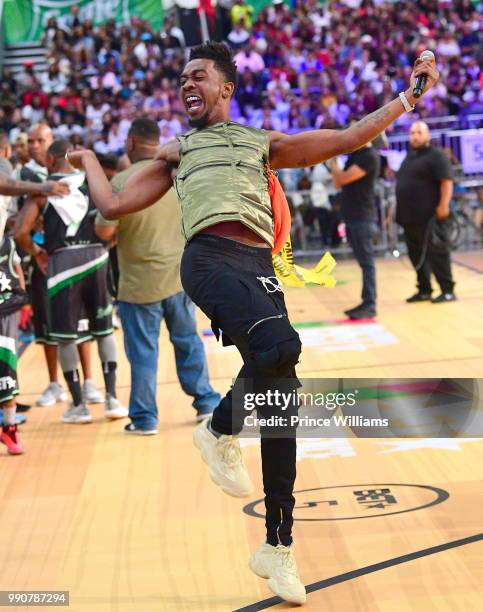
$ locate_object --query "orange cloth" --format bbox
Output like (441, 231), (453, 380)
(267, 168), (291, 254)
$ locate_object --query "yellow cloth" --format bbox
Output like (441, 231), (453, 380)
(272, 238), (337, 288)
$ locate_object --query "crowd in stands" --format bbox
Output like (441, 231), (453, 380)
(1, 0), (481, 156)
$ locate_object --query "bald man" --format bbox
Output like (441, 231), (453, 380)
(395, 121), (456, 303)
(0, 130), (67, 199)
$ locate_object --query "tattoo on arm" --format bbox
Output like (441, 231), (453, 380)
(356, 106), (392, 129)
(296, 158), (308, 167)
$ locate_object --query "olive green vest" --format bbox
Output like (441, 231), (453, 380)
(175, 122), (273, 246)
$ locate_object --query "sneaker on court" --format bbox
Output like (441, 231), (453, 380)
(431, 292), (457, 303)
(0, 424), (25, 455)
(15, 402), (31, 413)
(36, 382), (68, 406)
(105, 396), (128, 420)
(249, 542), (306, 605)
(82, 379), (104, 404)
(347, 306), (376, 320)
(193, 418), (253, 498)
(406, 292), (432, 303)
(343, 302), (364, 316)
(124, 422), (158, 435)
(62, 403), (92, 424)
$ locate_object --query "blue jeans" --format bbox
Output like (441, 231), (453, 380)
(345, 221), (377, 308)
(118, 292), (221, 430)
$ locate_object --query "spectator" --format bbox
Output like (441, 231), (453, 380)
(143, 88), (170, 119)
(234, 44), (265, 73)
(16, 61), (38, 93)
(236, 70), (263, 115)
(0, 1), (480, 158)
(55, 113), (84, 140)
(158, 109), (182, 137)
(106, 120), (125, 154)
(85, 93), (110, 133)
(436, 32), (461, 59)
(266, 72), (291, 94)
(230, 0), (254, 30)
(227, 22), (251, 49)
(311, 162), (338, 247)
(161, 15), (186, 48)
(41, 64), (68, 95)
(59, 5), (81, 33)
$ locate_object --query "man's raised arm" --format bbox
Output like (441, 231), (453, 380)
(67, 150), (174, 219)
(269, 55), (439, 169)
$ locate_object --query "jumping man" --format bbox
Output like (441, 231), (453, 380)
(67, 42), (439, 605)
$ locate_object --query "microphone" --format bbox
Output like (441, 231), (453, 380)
(413, 50), (435, 98)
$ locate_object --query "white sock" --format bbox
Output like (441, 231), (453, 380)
(208, 418), (222, 438)
(3, 407), (16, 425)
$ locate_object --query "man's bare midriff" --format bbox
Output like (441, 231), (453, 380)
(198, 221), (270, 248)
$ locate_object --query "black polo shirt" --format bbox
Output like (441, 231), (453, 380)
(339, 147), (380, 222)
(395, 145), (453, 225)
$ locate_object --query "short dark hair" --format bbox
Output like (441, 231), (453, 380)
(128, 117), (160, 143)
(47, 139), (70, 159)
(189, 41), (238, 92)
(98, 153), (119, 171)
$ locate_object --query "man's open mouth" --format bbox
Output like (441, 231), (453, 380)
(185, 95), (203, 114)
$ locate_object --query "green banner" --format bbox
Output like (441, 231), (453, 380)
(2, 0), (164, 45)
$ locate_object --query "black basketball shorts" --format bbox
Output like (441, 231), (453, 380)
(47, 245), (113, 342)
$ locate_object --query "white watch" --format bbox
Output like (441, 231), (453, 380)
(399, 92), (415, 112)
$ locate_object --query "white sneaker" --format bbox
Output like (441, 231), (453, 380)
(193, 418), (253, 498)
(249, 542), (306, 605)
(82, 379), (104, 404)
(105, 396), (128, 420)
(36, 382), (68, 406)
(62, 403), (92, 424)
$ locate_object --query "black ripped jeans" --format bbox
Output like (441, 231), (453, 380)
(181, 234), (301, 546)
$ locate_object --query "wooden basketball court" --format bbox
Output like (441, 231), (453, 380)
(1, 255), (482, 611)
